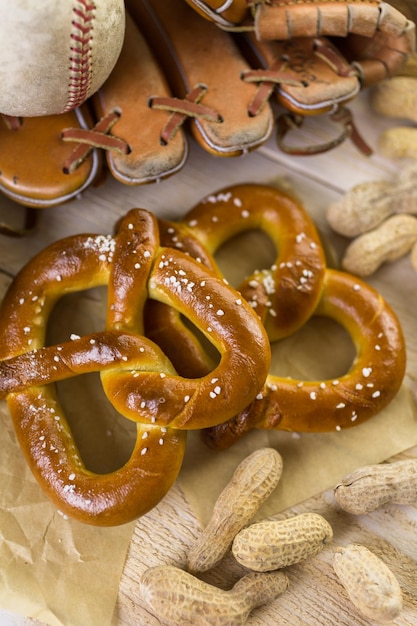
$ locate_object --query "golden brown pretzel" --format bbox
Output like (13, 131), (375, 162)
(153, 183), (327, 342)
(0, 208), (270, 525)
(140, 183), (405, 446)
(144, 215), (224, 378)
(203, 268), (406, 449)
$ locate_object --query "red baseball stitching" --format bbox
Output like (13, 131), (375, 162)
(65, 0), (96, 112)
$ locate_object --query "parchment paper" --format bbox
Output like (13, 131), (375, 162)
(1, 203), (417, 625)
(178, 227), (417, 525)
(0, 400), (135, 626)
(0, 279), (136, 626)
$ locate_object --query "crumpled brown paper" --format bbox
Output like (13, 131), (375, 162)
(0, 282), (135, 626)
(1, 203), (417, 626)
(178, 226), (417, 525)
(0, 397), (135, 626)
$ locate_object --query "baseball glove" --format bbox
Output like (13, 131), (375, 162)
(80, 10), (189, 186)
(183, 1), (415, 86)
(35, 0), (273, 199)
(0, 106), (103, 209)
(0, 8), (189, 229)
(124, 0), (274, 157)
(181, 0), (415, 153)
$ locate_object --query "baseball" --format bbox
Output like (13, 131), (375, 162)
(0, 0), (125, 117)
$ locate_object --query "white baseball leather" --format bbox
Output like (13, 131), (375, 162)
(0, 0), (125, 117)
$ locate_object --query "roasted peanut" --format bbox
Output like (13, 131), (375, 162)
(140, 564), (289, 626)
(371, 76), (417, 124)
(371, 54), (417, 160)
(333, 544), (403, 623)
(327, 180), (394, 237)
(379, 126), (417, 160)
(334, 459), (417, 514)
(231, 512), (333, 572)
(187, 447), (283, 573)
(395, 50), (417, 78)
(327, 164), (417, 237)
(341, 213), (417, 276)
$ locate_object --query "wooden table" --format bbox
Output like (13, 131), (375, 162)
(2, 92), (417, 625)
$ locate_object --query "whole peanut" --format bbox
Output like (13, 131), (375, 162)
(187, 447), (283, 573)
(379, 126), (417, 160)
(334, 459), (417, 514)
(140, 564), (289, 626)
(232, 512), (333, 572)
(333, 544), (403, 623)
(371, 76), (417, 124)
(341, 213), (417, 276)
(327, 164), (417, 237)
(327, 180), (393, 237)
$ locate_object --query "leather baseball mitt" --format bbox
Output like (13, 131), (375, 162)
(181, 0), (415, 153)
(183, 1), (415, 86)
(0, 106), (103, 211)
(125, 0), (274, 157)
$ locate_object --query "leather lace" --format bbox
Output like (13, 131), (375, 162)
(276, 107), (373, 156)
(241, 40), (372, 155)
(149, 84), (222, 145)
(242, 64), (307, 117)
(61, 110), (130, 174)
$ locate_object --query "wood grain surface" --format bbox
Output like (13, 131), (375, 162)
(2, 92), (417, 626)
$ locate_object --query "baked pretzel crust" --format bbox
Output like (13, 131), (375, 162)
(0, 208), (271, 524)
(141, 184), (406, 447)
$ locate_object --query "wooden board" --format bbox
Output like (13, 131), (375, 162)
(2, 92), (417, 626)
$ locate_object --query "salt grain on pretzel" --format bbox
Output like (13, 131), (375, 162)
(138, 183), (405, 446)
(203, 268), (406, 449)
(0, 208), (270, 525)
(158, 183), (327, 341)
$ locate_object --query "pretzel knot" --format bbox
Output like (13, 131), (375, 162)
(144, 184), (406, 449)
(151, 183), (327, 343)
(203, 268), (407, 449)
(0, 209), (271, 525)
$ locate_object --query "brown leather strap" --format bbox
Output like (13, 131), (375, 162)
(331, 107), (373, 155)
(61, 110), (130, 174)
(276, 107), (373, 156)
(1, 115), (22, 131)
(243, 64), (306, 116)
(0, 207), (38, 238)
(242, 37), (359, 116)
(149, 84), (222, 145)
(313, 39), (358, 78)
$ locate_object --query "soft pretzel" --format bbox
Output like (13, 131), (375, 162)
(144, 182), (327, 380)
(0, 208), (270, 525)
(156, 183), (327, 341)
(144, 216), (222, 378)
(140, 183), (405, 446)
(203, 268), (406, 449)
